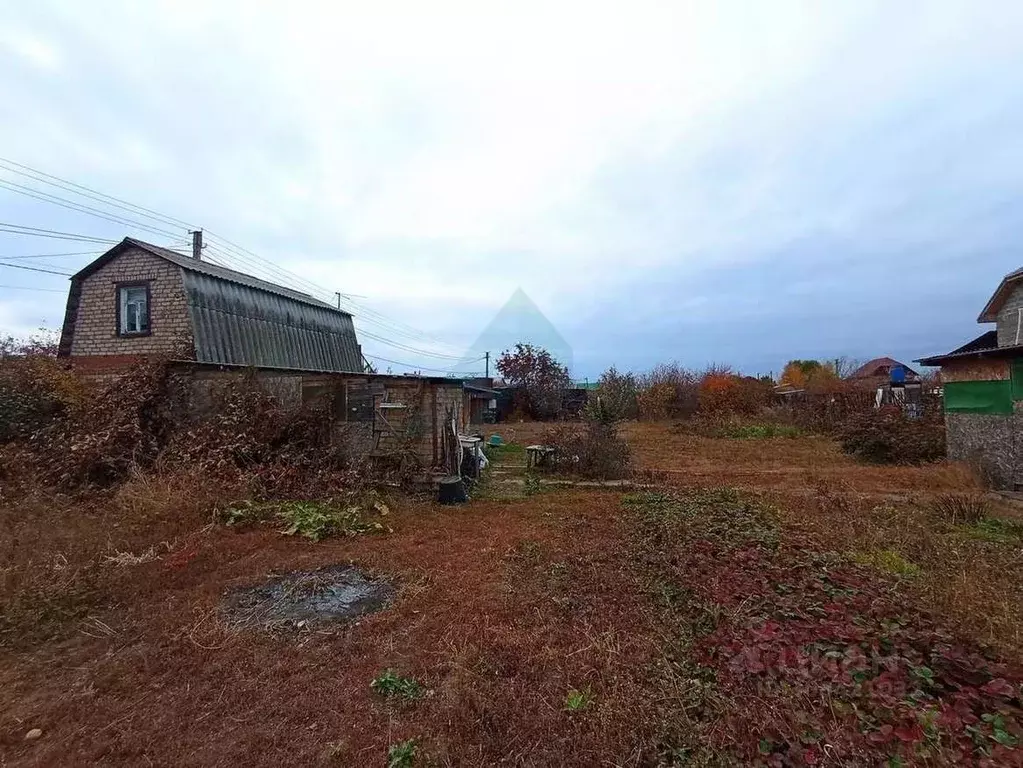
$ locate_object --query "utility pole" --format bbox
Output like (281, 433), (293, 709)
(190, 229), (203, 261)
(335, 291), (342, 310)
(485, 351), (490, 379)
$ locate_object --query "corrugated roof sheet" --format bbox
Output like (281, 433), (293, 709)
(183, 270), (362, 372)
(122, 238), (344, 312)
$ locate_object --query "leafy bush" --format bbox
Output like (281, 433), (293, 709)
(496, 343), (570, 420)
(838, 409), (945, 465)
(0, 336), (86, 444)
(636, 363), (699, 420)
(591, 366), (638, 421)
(540, 422), (631, 480)
(697, 368), (772, 415)
(1, 359), (369, 497)
(523, 472), (543, 496)
(38, 359), (183, 488)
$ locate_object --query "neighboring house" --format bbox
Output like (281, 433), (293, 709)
(57, 237), (363, 374)
(917, 267), (1023, 488)
(56, 237), (472, 472)
(848, 357), (919, 384)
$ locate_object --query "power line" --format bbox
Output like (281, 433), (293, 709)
(0, 261), (73, 276)
(0, 158), (472, 359)
(0, 284), (66, 292)
(1, 250), (102, 260)
(342, 294), (464, 346)
(0, 157), (197, 231)
(203, 237), (341, 304)
(364, 353), (483, 375)
(355, 328), (471, 360)
(0, 158), (466, 353)
(0, 224), (118, 244)
(202, 235), (466, 351)
(202, 240), (472, 360)
(0, 178), (183, 239)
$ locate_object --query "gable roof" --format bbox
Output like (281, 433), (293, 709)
(72, 238), (347, 314)
(977, 266), (1023, 323)
(848, 357), (919, 379)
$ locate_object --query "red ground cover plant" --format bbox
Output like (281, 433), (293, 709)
(625, 489), (1023, 766)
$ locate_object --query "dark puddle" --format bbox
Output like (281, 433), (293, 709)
(221, 565), (394, 630)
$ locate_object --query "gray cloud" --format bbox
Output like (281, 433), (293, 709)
(1, 2), (1022, 376)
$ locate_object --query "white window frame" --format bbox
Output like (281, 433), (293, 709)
(118, 284), (150, 335)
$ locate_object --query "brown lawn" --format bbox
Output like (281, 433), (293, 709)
(2, 422), (1022, 766)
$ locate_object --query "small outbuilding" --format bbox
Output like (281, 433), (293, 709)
(918, 267), (1023, 488)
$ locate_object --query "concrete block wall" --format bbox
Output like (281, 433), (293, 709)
(70, 248), (192, 357)
(946, 411), (1020, 489)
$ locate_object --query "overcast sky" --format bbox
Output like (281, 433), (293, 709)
(2, 1), (1023, 378)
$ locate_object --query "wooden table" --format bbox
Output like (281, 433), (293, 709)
(525, 444), (556, 470)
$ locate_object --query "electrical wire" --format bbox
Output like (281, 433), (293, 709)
(0, 157), (198, 231)
(0, 261), (73, 276)
(364, 353), (484, 375)
(0, 158), (474, 359)
(201, 240), (473, 360)
(354, 329), (471, 360)
(1, 251), (103, 260)
(2, 157), (468, 354)
(0, 159), (440, 331)
(201, 235), (468, 352)
(0, 224), (118, 244)
(0, 178), (183, 239)
(0, 284), (66, 292)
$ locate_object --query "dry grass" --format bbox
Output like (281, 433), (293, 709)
(2, 422), (1021, 764)
(1, 488), (663, 766)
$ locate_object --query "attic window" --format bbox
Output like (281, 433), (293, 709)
(117, 283), (151, 336)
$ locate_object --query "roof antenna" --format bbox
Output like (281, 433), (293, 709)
(189, 229), (203, 261)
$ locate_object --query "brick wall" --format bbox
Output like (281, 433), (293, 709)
(177, 366), (466, 469)
(996, 282), (1023, 347)
(69, 248), (193, 358)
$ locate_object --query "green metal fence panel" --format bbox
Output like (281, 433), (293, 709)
(1012, 360), (1023, 401)
(944, 380), (1013, 414)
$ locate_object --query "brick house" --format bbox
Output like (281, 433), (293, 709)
(917, 266), (1023, 488)
(56, 237), (471, 470)
(58, 237), (363, 374)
